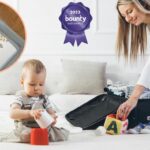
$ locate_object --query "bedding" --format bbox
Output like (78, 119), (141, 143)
(49, 94), (97, 113)
(0, 131), (150, 150)
(0, 58), (139, 96)
(0, 95), (150, 150)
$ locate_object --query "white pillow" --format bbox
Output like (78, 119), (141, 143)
(59, 59), (107, 94)
(49, 94), (97, 113)
(0, 62), (23, 94)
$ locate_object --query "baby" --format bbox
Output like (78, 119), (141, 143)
(10, 59), (69, 142)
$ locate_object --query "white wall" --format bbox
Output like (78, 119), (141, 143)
(2, 0), (118, 55)
(1, 0), (150, 72)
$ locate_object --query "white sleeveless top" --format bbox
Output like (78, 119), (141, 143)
(148, 25), (150, 31)
(137, 24), (150, 88)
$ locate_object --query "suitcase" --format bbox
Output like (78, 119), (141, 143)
(65, 94), (126, 130)
(65, 94), (150, 129)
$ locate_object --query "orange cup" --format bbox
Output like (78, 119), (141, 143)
(30, 128), (49, 145)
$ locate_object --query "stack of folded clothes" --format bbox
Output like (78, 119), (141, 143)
(104, 80), (150, 99)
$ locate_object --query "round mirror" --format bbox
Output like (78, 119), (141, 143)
(0, 2), (26, 71)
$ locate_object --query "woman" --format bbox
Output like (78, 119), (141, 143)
(116, 0), (150, 120)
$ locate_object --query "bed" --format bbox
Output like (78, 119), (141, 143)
(0, 94), (150, 150)
(0, 57), (148, 150)
(1, 132), (150, 150)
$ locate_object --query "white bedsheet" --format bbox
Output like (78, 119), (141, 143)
(0, 95), (150, 150)
(0, 131), (150, 150)
(55, 112), (83, 133)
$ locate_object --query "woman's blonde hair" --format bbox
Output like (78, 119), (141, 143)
(116, 0), (148, 60)
(21, 59), (46, 79)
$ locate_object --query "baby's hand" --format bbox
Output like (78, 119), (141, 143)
(50, 113), (58, 126)
(30, 109), (44, 120)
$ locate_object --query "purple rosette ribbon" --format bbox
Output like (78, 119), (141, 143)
(59, 2), (92, 46)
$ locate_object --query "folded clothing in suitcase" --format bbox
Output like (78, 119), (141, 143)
(65, 94), (150, 130)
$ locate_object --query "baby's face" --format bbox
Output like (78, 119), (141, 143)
(21, 71), (46, 97)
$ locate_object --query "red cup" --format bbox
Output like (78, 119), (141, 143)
(30, 128), (49, 145)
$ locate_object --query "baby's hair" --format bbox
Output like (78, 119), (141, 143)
(21, 59), (46, 79)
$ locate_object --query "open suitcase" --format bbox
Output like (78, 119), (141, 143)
(65, 94), (150, 129)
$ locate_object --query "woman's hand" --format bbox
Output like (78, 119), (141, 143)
(116, 85), (145, 120)
(116, 97), (138, 120)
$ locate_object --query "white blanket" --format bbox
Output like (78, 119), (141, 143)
(55, 112), (82, 133)
(0, 131), (150, 150)
(0, 95), (150, 150)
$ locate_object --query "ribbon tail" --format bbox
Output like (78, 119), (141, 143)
(76, 32), (88, 46)
(64, 32), (75, 46)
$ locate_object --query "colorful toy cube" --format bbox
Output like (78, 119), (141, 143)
(104, 114), (128, 135)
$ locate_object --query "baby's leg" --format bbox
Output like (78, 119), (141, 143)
(14, 122), (31, 143)
(20, 127), (31, 143)
(47, 126), (69, 142)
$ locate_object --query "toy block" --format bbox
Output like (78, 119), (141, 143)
(104, 114), (128, 135)
(30, 128), (49, 145)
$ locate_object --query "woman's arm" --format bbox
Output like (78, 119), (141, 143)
(117, 57), (150, 119)
(137, 58), (150, 88)
(117, 84), (145, 120)
(130, 84), (145, 101)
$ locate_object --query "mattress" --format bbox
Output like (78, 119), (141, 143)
(0, 95), (150, 150)
(0, 131), (150, 150)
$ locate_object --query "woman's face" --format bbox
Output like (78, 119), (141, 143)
(118, 3), (147, 26)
